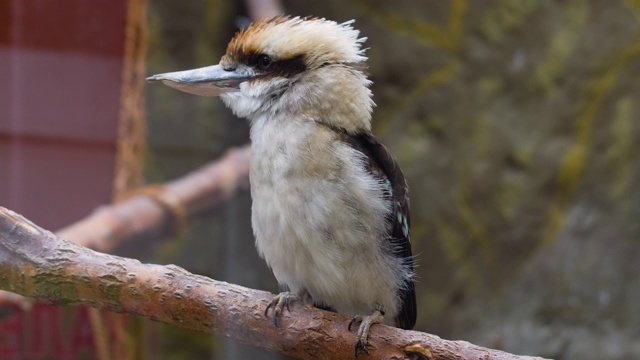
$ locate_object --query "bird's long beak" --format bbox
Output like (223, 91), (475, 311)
(146, 65), (253, 97)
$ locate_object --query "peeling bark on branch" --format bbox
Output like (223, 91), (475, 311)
(0, 208), (549, 360)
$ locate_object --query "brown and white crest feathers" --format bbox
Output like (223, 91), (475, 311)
(222, 16), (368, 69)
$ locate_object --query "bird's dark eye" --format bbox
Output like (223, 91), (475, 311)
(257, 54), (273, 71)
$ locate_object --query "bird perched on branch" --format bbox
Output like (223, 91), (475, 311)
(148, 16), (416, 356)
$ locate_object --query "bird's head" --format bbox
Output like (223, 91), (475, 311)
(148, 16), (375, 133)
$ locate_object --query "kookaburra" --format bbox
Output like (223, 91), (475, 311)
(148, 16), (416, 356)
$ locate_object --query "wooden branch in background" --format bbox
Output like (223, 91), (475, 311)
(0, 207), (550, 360)
(0, 145), (249, 306)
(57, 144), (250, 252)
(245, 0), (284, 21)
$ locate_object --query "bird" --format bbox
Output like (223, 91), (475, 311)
(147, 15), (416, 356)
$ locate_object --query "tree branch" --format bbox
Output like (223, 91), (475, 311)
(56, 144), (250, 252)
(0, 207), (549, 360)
(0, 144), (250, 317)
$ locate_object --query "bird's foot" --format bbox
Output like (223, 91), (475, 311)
(264, 291), (299, 328)
(348, 305), (385, 357)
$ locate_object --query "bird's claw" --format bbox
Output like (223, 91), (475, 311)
(348, 315), (362, 331)
(354, 338), (370, 356)
(264, 291), (298, 328)
(349, 307), (385, 358)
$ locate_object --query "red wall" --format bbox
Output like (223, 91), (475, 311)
(0, 0), (127, 230)
(0, 1), (128, 358)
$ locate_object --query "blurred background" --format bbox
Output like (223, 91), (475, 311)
(1, 0), (640, 359)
